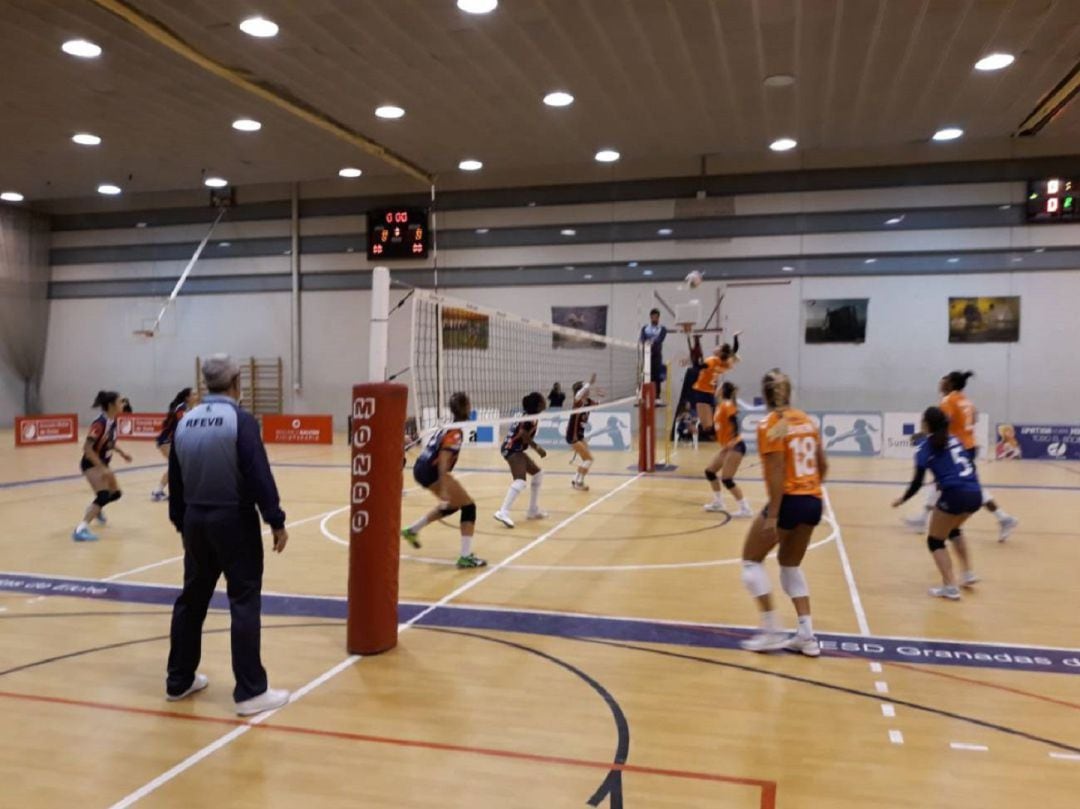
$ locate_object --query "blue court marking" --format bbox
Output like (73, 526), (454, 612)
(3, 571), (1078, 677)
(0, 463), (165, 491)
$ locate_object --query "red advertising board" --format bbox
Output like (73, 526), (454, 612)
(262, 414), (333, 444)
(15, 415), (79, 446)
(116, 413), (166, 441)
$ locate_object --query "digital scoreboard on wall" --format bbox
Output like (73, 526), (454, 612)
(1026, 178), (1078, 222)
(367, 207), (429, 259)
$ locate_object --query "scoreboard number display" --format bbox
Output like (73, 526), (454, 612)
(367, 207), (429, 259)
(1026, 178), (1078, 222)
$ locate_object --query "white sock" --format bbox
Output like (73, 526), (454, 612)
(409, 513), (432, 533)
(995, 510), (1010, 524)
(711, 492), (724, 504)
(574, 472), (583, 484)
(500, 479), (526, 513)
(460, 534), (473, 557)
(761, 610), (778, 633)
(76, 521), (89, 533)
(529, 472), (543, 512)
(797, 614), (814, 638)
(739, 498), (751, 510)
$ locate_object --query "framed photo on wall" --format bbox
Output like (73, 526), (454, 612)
(551, 305), (608, 348)
(948, 297), (1020, 343)
(803, 299), (869, 344)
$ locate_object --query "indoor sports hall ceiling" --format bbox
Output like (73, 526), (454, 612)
(1, 0), (1079, 204)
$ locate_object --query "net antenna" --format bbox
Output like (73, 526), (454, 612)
(132, 207), (226, 337)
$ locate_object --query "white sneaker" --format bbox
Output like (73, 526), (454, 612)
(786, 635), (821, 657)
(997, 515), (1018, 542)
(929, 585), (962, 601)
(740, 631), (790, 653)
(960, 571), (980, 588)
(235, 687), (290, 717)
(493, 511), (515, 528)
(903, 513), (929, 533)
(525, 509), (548, 520)
(166, 672), (209, 701)
(703, 501), (725, 513)
(732, 505), (754, 519)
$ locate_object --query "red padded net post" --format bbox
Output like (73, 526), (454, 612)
(347, 383), (407, 655)
(638, 383), (655, 472)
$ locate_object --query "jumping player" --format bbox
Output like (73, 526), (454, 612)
(567, 374), (597, 491)
(905, 371), (1017, 541)
(892, 406), (981, 600)
(704, 382), (753, 517)
(72, 390), (132, 542)
(151, 387), (196, 501)
(494, 392), (548, 528)
(690, 332), (741, 438)
(740, 370), (826, 656)
(402, 392), (484, 569)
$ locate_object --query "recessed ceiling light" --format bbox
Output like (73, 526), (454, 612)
(338, 167), (362, 178)
(975, 52), (1014, 72)
(627, 261), (638, 268)
(999, 204), (1011, 210)
(239, 16), (279, 38)
(457, 0), (498, 13)
(204, 177), (228, 188)
(72, 133), (101, 146)
(218, 242), (231, 248)
(1034, 247), (1046, 253)
(458, 159), (483, 171)
(657, 227), (673, 236)
(583, 274), (593, 280)
(135, 221), (147, 228)
(947, 257), (960, 263)
(97, 184), (121, 196)
(763, 74), (795, 88)
(885, 216), (904, 225)
(1011, 256), (1022, 263)
(62, 39), (102, 58)
(560, 228), (576, 236)
(595, 149), (620, 163)
(564, 265), (575, 271)
(864, 258), (877, 264)
(781, 265), (795, 272)
(232, 118), (261, 132)
(475, 227), (489, 234)
(932, 127), (964, 142)
(770, 137), (798, 152)
(346, 247), (355, 253)
(375, 105), (405, 119)
(543, 91), (574, 107)
(527, 201), (537, 207)
(1, 191), (24, 202)
(643, 269), (654, 276)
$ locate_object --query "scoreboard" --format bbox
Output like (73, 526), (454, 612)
(1026, 178), (1078, 222)
(367, 207), (429, 259)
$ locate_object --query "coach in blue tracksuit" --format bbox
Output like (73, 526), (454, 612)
(166, 354), (291, 716)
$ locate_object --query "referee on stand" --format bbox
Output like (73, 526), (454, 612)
(165, 354), (290, 716)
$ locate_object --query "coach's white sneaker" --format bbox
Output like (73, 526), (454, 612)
(786, 635), (821, 658)
(703, 501), (725, 513)
(740, 631), (790, 653)
(235, 687), (289, 717)
(493, 510), (515, 529)
(166, 673), (208, 701)
(960, 571), (980, 588)
(929, 585), (962, 601)
(997, 515), (1018, 542)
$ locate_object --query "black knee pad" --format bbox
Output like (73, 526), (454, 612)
(109, 490), (122, 503)
(721, 478), (736, 490)
(948, 528), (961, 540)
(94, 490), (112, 508)
(927, 536), (946, 552)
(438, 505), (460, 518)
(460, 503), (477, 524)
(704, 470), (718, 482)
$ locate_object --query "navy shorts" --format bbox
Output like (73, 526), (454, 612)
(773, 494), (823, 530)
(412, 462), (438, 490)
(690, 389), (714, 407)
(964, 447), (979, 462)
(936, 488), (982, 515)
(80, 457), (109, 473)
(727, 440), (747, 455)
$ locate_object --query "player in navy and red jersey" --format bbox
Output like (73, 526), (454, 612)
(72, 390), (132, 542)
(151, 387), (197, 502)
(893, 406), (984, 601)
(703, 381), (753, 517)
(494, 392), (548, 528)
(566, 373), (597, 491)
(401, 392), (484, 569)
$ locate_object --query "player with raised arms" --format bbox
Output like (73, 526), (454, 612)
(402, 392), (484, 569)
(72, 390), (132, 542)
(703, 381), (753, 517)
(739, 370), (826, 656)
(892, 405), (982, 600)
(151, 387), (197, 502)
(689, 332), (741, 439)
(567, 373), (597, 491)
(494, 392), (548, 528)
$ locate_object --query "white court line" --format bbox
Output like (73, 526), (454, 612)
(950, 742), (989, 752)
(869, 662), (883, 674)
(1049, 752), (1080, 761)
(881, 704), (896, 718)
(875, 681), (889, 694)
(107, 473), (643, 808)
(888, 730), (904, 745)
(823, 486), (870, 636)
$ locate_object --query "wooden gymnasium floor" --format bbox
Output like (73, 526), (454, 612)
(1, 430), (1079, 808)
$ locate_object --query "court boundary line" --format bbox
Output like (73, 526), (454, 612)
(104, 473), (644, 808)
(823, 486), (870, 635)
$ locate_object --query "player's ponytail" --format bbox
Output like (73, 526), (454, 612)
(761, 369), (791, 409)
(924, 406), (950, 451)
(92, 390), (119, 410)
(945, 370), (975, 391)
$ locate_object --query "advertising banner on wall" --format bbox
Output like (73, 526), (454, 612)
(994, 424), (1080, 460)
(116, 413), (166, 441)
(263, 415), (333, 444)
(15, 415), (78, 446)
(883, 412), (992, 459)
(820, 413), (883, 456)
(531, 409), (633, 451)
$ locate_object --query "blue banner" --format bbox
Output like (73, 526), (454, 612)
(995, 423), (1080, 460)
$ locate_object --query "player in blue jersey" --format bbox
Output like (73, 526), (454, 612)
(494, 392), (548, 528)
(72, 390), (132, 541)
(892, 406), (982, 600)
(402, 392), (483, 569)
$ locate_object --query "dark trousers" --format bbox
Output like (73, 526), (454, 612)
(166, 505), (267, 702)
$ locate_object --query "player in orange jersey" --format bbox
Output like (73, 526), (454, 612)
(740, 370), (827, 657)
(905, 371), (1017, 541)
(689, 333), (741, 438)
(703, 382), (752, 517)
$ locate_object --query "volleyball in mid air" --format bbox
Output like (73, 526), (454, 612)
(684, 270), (703, 288)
